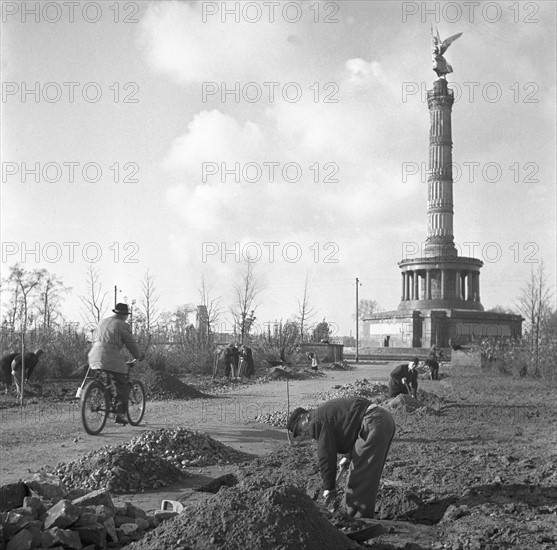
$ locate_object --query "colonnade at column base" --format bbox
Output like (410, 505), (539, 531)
(397, 256), (484, 311)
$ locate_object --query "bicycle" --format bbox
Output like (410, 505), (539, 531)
(77, 360), (146, 435)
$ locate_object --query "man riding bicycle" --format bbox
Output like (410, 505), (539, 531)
(87, 303), (144, 425)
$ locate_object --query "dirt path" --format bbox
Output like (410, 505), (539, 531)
(0, 363), (390, 488)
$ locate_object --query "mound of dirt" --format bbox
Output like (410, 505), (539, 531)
(144, 371), (210, 400)
(237, 440), (323, 500)
(53, 428), (250, 494)
(127, 482), (355, 550)
(54, 446), (186, 494)
(381, 394), (424, 414)
(310, 378), (388, 403)
(128, 428), (251, 467)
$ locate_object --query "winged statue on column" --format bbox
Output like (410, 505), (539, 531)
(431, 25), (463, 79)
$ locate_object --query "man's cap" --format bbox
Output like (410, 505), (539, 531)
(287, 407), (308, 434)
(412, 357), (419, 364)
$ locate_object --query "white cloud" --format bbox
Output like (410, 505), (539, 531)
(140, 1), (307, 84)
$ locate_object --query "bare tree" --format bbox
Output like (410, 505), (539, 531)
(3, 265), (43, 331)
(231, 262), (262, 344)
(516, 260), (554, 375)
(4, 265), (44, 404)
(1, 272), (22, 329)
(355, 299), (380, 321)
(296, 273), (316, 342)
(36, 270), (71, 332)
(79, 265), (108, 326)
(139, 270), (161, 346)
(198, 274), (222, 340)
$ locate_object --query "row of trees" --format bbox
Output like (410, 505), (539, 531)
(0, 262), (336, 377)
(479, 261), (556, 380)
(2, 260), (554, 379)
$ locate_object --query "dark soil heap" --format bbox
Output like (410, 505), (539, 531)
(144, 371), (210, 400)
(237, 440), (323, 499)
(127, 481), (355, 550)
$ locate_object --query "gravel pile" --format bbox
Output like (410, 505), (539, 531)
(309, 378), (388, 402)
(127, 428), (250, 467)
(54, 447), (186, 494)
(54, 428), (250, 494)
(254, 409), (289, 427)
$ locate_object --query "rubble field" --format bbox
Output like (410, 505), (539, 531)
(1, 365), (556, 549)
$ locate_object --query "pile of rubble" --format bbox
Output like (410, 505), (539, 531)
(253, 409), (289, 427)
(54, 447), (186, 494)
(54, 428), (250, 494)
(126, 428), (250, 468)
(309, 378), (388, 402)
(0, 477), (178, 550)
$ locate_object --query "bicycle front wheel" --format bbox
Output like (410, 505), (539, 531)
(127, 380), (146, 426)
(81, 380), (109, 435)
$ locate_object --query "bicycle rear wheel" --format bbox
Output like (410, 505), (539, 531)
(81, 380), (109, 435)
(127, 380), (146, 426)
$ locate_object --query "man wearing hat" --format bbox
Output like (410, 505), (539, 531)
(88, 303), (143, 424)
(287, 397), (396, 519)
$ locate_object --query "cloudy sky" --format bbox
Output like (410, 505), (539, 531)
(1, 0), (556, 337)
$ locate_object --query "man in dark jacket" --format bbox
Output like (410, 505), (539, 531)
(223, 344), (234, 378)
(388, 358), (419, 398)
(11, 349), (44, 396)
(287, 397), (396, 519)
(1, 352), (18, 393)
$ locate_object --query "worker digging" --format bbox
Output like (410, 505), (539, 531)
(287, 396), (396, 519)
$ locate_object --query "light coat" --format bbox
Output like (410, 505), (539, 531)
(88, 315), (141, 373)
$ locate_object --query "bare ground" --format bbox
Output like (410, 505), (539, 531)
(1, 362), (556, 549)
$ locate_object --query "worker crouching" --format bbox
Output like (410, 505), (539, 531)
(287, 397), (396, 519)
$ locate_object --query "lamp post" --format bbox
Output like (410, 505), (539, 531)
(355, 277), (362, 362)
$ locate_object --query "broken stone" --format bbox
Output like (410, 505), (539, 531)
(124, 502), (147, 519)
(72, 489), (114, 510)
(46, 527), (82, 550)
(1, 511), (31, 539)
(93, 504), (115, 521)
(43, 499), (81, 529)
(76, 523), (107, 548)
(103, 517), (118, 542)
(26, 472), (67, 501)
(0, 482), (31, 512)
(114, 514), (136, 527)
(119, 522), (139, 535)
(74, 512), (98, 526)
(6, 528), (33, 550)
(22, 496), (46, 520)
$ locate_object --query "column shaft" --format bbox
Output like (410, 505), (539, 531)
(440, 269), (446, 300)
